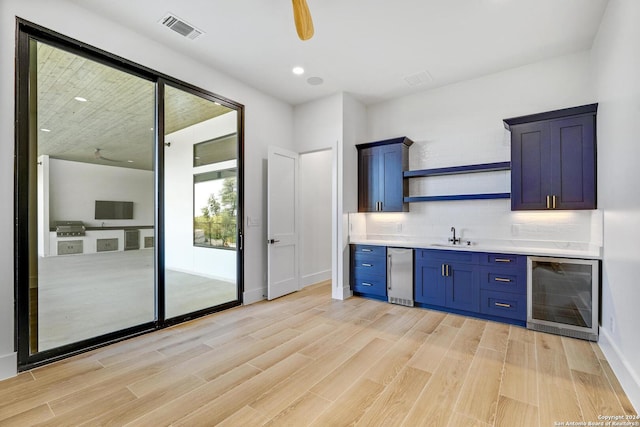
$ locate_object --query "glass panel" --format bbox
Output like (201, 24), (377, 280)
(164, 85), (239, 318)
(531, 261), (593, 328)
(194, 134), (237, 167)
(33, 41), (156, 352)
(194, 168), (237, 248)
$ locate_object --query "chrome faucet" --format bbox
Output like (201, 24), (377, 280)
(449, 227), (461, 245)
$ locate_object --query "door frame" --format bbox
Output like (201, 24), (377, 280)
(14, 18), (244, 370)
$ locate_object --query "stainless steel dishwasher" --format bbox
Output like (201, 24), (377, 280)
(387, 248), (414, 306)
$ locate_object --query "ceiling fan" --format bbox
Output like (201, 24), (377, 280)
(94, 148), (122, 163)
(292, 0), (314, 40)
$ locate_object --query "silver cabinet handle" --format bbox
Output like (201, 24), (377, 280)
(494, 258), (512, 263)
(361, 282), (373, 287)
(494, 277), (512, 283)
(387, 254), (392, 290)
(495, 302), (511, 308)
(362, 263), (373, 267)
(441, 264), (445, 277)
(361, 248), (372, 252)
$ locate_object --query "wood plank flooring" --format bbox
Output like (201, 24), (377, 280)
(0, 281), (636, 426)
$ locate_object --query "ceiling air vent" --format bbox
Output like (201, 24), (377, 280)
(403, 70), (433, 87)
(159, 13), (204, 40)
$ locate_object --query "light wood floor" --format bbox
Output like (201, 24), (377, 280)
(0, 281), (636, 426)
(38, 250), (236, 350)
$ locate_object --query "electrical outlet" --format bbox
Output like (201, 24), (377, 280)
(610, 316), (615, 334)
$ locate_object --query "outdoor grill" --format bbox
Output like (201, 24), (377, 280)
(55, 221), (86, 237)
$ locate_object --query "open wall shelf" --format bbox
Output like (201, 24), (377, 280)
(403, 161), (511, 202)
(403, 161), (511, 178)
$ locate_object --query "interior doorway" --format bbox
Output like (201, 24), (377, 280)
(299, 149), (333, 287)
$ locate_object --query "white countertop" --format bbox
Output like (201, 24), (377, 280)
(349, 236), (602, 259)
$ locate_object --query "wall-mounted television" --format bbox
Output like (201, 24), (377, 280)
(95, 200), (134, 220)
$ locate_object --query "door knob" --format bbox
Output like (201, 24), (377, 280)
(267, 239), (280, 244)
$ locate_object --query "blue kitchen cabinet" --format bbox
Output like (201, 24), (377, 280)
(357, 137), (413, 212)
(415, 249), (527, 325)
(414, 256), (446, 306)
(506, 104), (597, 210)
(350, 244), (387, 299)
(477, 253), (527, 322)
(414, 249), (479, 313)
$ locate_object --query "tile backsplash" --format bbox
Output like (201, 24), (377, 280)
(350, 200), (603, 248)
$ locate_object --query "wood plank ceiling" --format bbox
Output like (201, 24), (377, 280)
(36, 41), (232, 171)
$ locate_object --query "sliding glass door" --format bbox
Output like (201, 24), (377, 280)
(163, 84), (241, 319)
(15, 20), (243, 369)
(21, 37), (157, 356)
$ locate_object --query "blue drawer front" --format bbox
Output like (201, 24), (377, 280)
(352, 274), (387, 297)
(480, 290), (526, 321)
(480, 253), (526, 268)
(353, 253), (387, 276)
(352, 244), (386, 258)
(478, 266), (526, 294)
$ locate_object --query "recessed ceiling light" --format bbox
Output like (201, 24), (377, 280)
(127, 160), (134, 163)
(74, 96), (88, 102)
(292, 66), (305, 75)
(214, 102), (221, 106)
(307, 76), (324, 86)
(40, 128), (51, 132)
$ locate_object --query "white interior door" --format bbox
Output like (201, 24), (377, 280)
(267, 146), (300, 300)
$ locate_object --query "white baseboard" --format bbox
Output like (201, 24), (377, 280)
(332, 284), (352, 300)
(599, 327), (640, 412)
(243, 287), (266, 305)
(300, 270), (331, 288)
(0, 352), (17, 381)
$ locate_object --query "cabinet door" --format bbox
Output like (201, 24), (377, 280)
(550, 115), (596, 209)
(379, 144), (405, 212)
(511, 121), (553, 210)
(446, 262), (479, 312)
(414, 259), (445, 306)
(358, 146), (380, 212)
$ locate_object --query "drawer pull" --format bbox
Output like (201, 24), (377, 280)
(495, 302), (512, 308)
(494, 277), (512, 283)
(361, 282), (373, 287)
(361, 263), (373, 267)
(361, 248), (372, 252)
(494, 258), (512, 263)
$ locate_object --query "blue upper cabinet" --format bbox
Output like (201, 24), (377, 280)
(505, 104), (597, 210)
(357, 137), (413, 212)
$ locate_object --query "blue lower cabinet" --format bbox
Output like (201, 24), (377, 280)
(414, 250), (526, 326)
(447, 263), (479, 313)
(480, 290), (526, 321)
(351, 244), (387, 299)
(414, 258), (445, 306)
(352, 274), (387, 297)
(414, 250), (479, 312)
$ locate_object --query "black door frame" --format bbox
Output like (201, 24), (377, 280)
(14, 18), (244, 371)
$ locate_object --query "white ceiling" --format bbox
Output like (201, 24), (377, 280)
(68, 0), (609, 106)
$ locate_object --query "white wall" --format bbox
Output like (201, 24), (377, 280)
(299, 150), (332, 286)
(591, 0), (640, 410)
(341, 94), (367, 297)
(49, 159), (154, 227)
(164, 112), (237, 282)
(363, 52), (601, 251)
(292, 93), (367, 299)
(0, 0), (293, 379)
